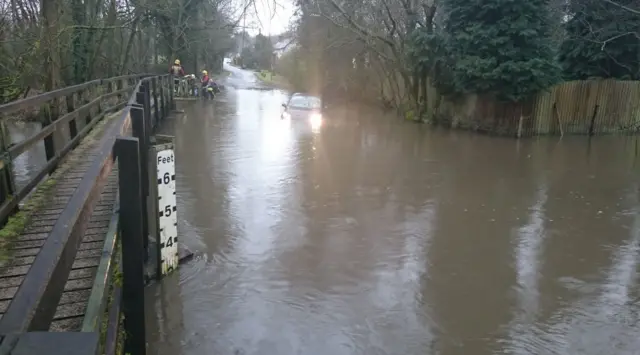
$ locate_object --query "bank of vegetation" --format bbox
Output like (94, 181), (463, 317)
(0, 0), (253, 119)
(276, 0), (640, 136)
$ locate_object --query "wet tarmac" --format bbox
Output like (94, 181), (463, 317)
(145, 65), (640, 355)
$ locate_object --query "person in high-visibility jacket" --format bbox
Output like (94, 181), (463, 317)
(170, 59), (185, 94)
(170, 59), (185, 76)
(200, 70), (210, 95)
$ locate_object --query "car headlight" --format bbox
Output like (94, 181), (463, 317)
(309, 113), (322, 127)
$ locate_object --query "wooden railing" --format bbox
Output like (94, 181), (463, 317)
(0, 74), (152, 225)
(0, 75), (175, 354)
(174, 76), (198, 98)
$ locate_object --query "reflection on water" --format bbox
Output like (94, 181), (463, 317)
(6, 121), (47, 191)
(146, 75), (640, 354)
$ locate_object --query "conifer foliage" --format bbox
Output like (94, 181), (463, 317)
(442, 0), (560, 101)
(558, 0), (640, 80)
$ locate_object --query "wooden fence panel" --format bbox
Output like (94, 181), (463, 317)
(429, 79), (640, 136)
(365, 70), (640, 136)
(534, 80), (640, 136)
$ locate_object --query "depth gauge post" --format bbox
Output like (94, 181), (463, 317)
(147, 134), (181, 280)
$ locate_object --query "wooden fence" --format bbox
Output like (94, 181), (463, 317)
(432, 80), (640, 137)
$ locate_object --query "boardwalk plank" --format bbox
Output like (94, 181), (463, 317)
(0, 110), (124, 332)
(0, 287), (18, 300)
(0, 276), (23, 288)
(68, 267), (97, 280)
(49, 316), (84, 332)
(59, 289), (91, 305)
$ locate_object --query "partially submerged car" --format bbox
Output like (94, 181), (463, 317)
(281, 94), (323, 128)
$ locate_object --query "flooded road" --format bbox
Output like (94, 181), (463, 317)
(145, 66), (640, 355)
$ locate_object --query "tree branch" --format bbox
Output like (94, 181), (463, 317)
(602, 0), (640, 15)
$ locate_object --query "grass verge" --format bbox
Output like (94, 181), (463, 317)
(255, 70), (289, 89)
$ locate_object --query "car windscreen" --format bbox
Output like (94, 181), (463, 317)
(288, 96), (321, 110)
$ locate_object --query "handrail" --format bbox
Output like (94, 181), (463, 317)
(0, 74), (172, 355)
(0, 74), (158, 226)
(80, 199), (119, 333)
(0, 74), (155, 116)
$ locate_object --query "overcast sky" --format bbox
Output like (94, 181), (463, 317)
(245, 0), (296, 36)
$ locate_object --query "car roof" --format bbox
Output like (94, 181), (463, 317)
(290, 93), (320, 100)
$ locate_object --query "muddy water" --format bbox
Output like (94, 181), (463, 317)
(6, 121), (47, 191)
(145, 67), (640, 355)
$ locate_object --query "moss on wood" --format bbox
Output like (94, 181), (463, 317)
(96, 242), (128, 355)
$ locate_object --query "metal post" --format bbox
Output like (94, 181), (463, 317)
(131, 104), (150, 260)
(115, 136), (147, 355)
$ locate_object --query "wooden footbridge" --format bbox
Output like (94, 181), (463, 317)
(0, 74), (179, 355)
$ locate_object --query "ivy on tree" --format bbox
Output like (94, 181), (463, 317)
(558, 0), (640, 80)
(441, 0), (560, 102)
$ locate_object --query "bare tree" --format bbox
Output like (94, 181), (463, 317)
(0, 0), (266, 105)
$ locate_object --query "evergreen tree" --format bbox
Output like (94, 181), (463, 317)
(558, 0), (640, 80)
(254, 34), (275, 70)
(442, 0), (560, 101)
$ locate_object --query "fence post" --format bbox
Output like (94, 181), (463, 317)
(131, 99), (150, 260)
(152, 78), (160, 129)
(142, 81), (152, 137)
(66, 93), (77, 139)
(0, 120), (16, 215)
(169, 76), (176, 110)
(165, 76), (171, 114)
(84, 85), (93, 126)
(42, 104), (66, 170)
(159, 77), (166, 119)
(115, 136), (147, 355)
(148, 147), (161, 280)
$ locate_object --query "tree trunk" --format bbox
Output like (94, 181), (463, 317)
(120, 16), (140, 74)
(71, 0), (88, 83)
(154, 22), (159, 66)
(420, 68), (428, 121)
(41, 0), (62, 161)
(106, 0), (117, 77)
(42, 0), (61, 92)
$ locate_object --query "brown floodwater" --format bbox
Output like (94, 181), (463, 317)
(145, 66), (640, 355)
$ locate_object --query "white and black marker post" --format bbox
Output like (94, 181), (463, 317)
(154, 143), (179, 276)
